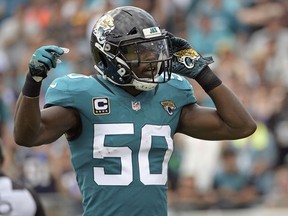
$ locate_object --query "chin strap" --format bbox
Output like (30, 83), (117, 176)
(132, 79), (158, 91)
(94, 64), (158, 91)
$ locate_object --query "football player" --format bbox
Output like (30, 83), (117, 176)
(0, 142), (46, 216)
(14, 6), (256, 216)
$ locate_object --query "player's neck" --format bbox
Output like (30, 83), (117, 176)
(121, 86), (143, 96)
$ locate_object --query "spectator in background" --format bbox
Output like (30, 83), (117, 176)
(17, 145), (59, 194)
(268, 91), (288, 167)
(0, 141), (46, 216)
(213, 39), (256, 87)
(245, 9), (288, 87)
(230, 121), (277, 176)
(212, 147), (258, 209)
(0, 92), (9, 139)
(236, 0), (285, 34)
(264, 165), (288, 207)
(249, 157), (275, 200)
(225, 118), (277, 201)
(186, 0), (238, 55)
(187, 13), (233, 55)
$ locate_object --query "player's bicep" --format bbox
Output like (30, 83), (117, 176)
(177, 103), (229, 140)
(36, 106), (79, 144)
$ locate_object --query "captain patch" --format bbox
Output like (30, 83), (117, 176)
(93, 97), (110, 115)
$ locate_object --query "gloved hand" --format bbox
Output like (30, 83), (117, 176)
(169, 33), (214, 79)
(29, 45), (69, 82)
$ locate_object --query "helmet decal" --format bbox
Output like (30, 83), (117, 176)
(142, 27), (162, 38)
(93, 14), (115, 44)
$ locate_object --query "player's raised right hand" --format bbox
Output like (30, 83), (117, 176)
(29, 45), (69, 82)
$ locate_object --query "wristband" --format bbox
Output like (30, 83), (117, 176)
(195, 66), (222, 92)
(22, 73), (42, 97)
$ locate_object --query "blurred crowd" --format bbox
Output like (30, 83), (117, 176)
(0, 0), (288, 213)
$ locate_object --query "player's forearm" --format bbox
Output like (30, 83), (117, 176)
(194, 66), (256, 138)
(207, 84), (256, 138)
(14, 93), (42, 147)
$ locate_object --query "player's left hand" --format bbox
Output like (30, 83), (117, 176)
(169, 33), (214, 79)
(29, 46), (69, 82)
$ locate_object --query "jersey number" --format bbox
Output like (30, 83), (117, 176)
(93, 123), (173, 186)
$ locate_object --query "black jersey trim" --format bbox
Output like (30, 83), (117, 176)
(92, 75), (115, 95)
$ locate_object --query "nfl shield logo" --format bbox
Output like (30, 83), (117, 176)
(131, 101), (141, 111)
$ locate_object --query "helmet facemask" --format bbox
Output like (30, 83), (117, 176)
(115, 35), (172, 90)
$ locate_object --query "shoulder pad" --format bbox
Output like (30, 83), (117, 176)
(48, 73), (93, 92)
(166, 73), (192, 90)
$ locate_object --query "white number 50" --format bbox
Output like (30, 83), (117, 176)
(93, 123), (173, 186)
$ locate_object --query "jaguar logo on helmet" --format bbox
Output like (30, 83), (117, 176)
(93, 14), (115, 44)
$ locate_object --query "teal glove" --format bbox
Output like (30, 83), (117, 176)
(29, 45), (65, 82)
(169, 33), (214, 78)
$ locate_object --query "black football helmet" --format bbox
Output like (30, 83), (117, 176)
(91, 6), (173, 91)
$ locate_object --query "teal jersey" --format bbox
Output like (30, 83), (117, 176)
(45, 73), (196, 216)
